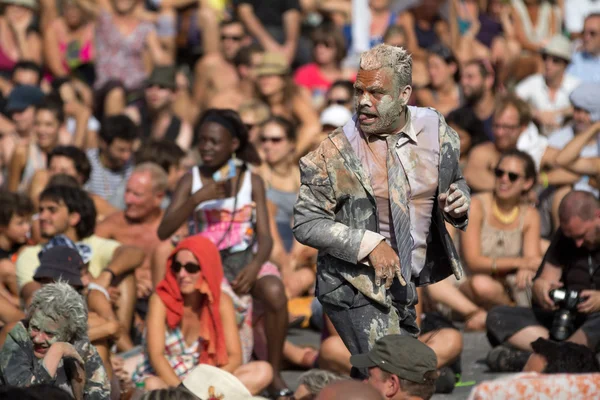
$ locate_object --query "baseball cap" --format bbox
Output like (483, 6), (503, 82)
(6, 85), (44, 113)
(146, 66), (176, 90)
(350, 335), (438, 383)
(255, 52), (289, 77)
(34, 246), (84, 288)
(320, 105), (353, 128)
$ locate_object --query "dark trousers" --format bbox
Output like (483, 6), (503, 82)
(319, 281), (419, 377)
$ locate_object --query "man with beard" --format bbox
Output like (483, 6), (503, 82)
(96, 163), (170, 319)
(293, 44), (469, 377)
(125, 66), (193, 150)
(458, 60), (496, 140)
(85, 115), (138, 200)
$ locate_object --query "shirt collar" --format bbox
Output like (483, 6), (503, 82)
(352, 107), (418, 143)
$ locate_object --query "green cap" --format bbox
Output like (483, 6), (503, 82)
(350, 335), (438, 383)
(146, 66), (177, 90)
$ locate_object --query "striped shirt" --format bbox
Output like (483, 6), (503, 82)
(84, 148), (132, 200)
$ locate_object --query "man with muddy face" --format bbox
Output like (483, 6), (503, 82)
(294, 44), (470, 378)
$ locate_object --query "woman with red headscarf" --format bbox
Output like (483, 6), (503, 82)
(133, 236), (273, 394)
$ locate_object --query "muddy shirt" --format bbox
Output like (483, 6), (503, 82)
(0, 322), (110, 400)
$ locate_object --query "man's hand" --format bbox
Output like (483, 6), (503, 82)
(108, 287), (121, 308)
(438, 184), (469, 219)
(368, 241), (405, 289)
(136, 278), (153, 299)
(532, 278), (563, 310)
(578, 290), (600, 313)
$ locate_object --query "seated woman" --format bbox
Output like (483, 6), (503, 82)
(256, 117), (316, 299)
(43, 0), (95, 83)
(0, 0), (41, 77)
(397, 0), (450, 60)
(7, 99), (71, 193)
(460, 150), (542, 309)
(254, 53), (321, 158)
(157, 109), (292, 398)
(415, 44), (463, 116)
(133, 236), (273, 395)
(293, 23), (354, 108)
(0, 281), (110, 399)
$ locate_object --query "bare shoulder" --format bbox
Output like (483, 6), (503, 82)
(523, 203), (541, 224)
(95, 211), (126, 234)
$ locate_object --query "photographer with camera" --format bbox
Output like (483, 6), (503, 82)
(486, 191), (600, 372)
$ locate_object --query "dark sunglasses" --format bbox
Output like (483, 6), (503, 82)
(221, 34), (244, 42)
(327, 98), (350, 106)
(494, 168), (521, 182)
(260, 136), (285, 143)
(315, 40), (335, 48)
(541, 54), (565, 64)
(171, 261), (201, 274)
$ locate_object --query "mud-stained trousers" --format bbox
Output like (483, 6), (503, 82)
(319, 279), (420, 378)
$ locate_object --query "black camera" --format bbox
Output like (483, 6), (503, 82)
(549, 288), (584, 341)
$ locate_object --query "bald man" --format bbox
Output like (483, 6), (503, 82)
(316, 380), (384, 400)
(487, 191), (600, 372)
(95, 162), (169, 313)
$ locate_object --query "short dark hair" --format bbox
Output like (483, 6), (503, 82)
(135, 139), (185, 172)
(234, 43), (263, 68)
(259, 116), (297, 142)
(428, 43), (460, 82)
(48, 146), (92, 184)
(558, 190), (599, 222)
(327, 80), (354, 98)
(446, 107), (488, 151)
(381, 370), (438, 400)
(39, 185), (97, 240)
(220, 18), (246, 34)
(0, 191), (33, 227)
(36, 97), (65, 124)
(531, 337), (600, 373)
(495, 94), (532, 127)
(311, 23), (348, 64)
(496, 149), (537, 187)
(11, 61), (43, 84)
(99, 114), (139, 145)
(196, 108), (261, 165)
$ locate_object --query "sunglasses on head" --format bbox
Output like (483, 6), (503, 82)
(171, 261), (201, 274)
(260, 136), (285, 144)
(494, 168), (521, 182)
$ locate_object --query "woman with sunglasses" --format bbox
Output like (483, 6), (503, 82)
(134, 236), (273, 394)
(460, 150), (542, 309)
(157, 109), (293, 399)
(256, 117), (316, 299)
(293, 24), (354, 108)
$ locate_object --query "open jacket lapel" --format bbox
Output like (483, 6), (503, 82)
(328, 118), (375, 197)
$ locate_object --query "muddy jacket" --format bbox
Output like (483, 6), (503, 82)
(293, 108), (468, 307)
(0, 321), (110, 400)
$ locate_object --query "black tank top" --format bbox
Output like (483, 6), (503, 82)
(139, 101), (182, 143)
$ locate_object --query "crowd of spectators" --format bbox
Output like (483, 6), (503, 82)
(0, 0), (600, 399)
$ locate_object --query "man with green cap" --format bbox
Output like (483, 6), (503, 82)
(351, 335), (439, 400)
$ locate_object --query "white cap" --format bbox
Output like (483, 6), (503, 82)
(182, 364), (253, 399)
(320, 105), (353, 128)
